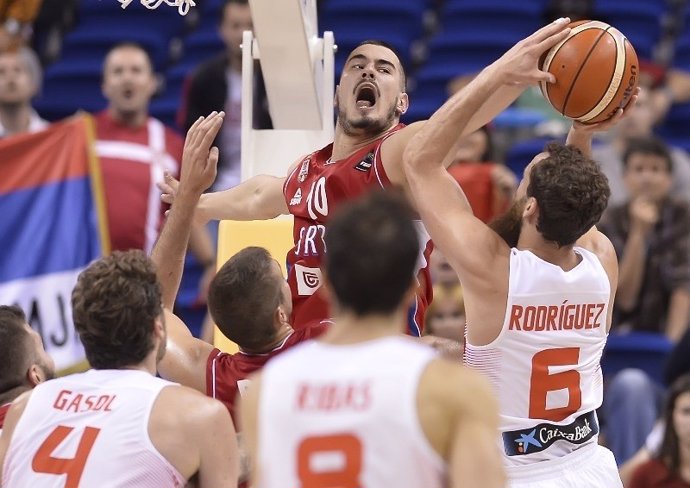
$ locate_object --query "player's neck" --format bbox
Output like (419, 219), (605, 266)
(0, 103), (32, 135)
(108, 106), (148, 128)
(518, 229), (580, 271)
(120, 352), (158, 376)
(242, 326), (294, 354)
(0, 385), (31, 406)
(331, 122), (395, 161)
(319, 312), (404, 345)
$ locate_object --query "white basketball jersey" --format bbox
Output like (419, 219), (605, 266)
(465, 247), (610, 467)
(257, 336), (446, 488)
(2, 369), (186, 487)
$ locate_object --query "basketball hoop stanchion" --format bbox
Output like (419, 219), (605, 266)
(118, 0), (196, 15)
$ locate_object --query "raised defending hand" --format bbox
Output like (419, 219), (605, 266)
(494, 17), (571, 86)
(572, 86), (642, 133)
(179, 111), (225, 196)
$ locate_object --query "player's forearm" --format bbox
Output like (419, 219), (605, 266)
(666, 288), (690, 342)
(198, 174), (287, 222)
(565, 125), (593, 158)
(616, 231), (647, 311)
(406, 65), (503, 176)
(463, 83), (524, 138)
(152, 189), (199, 309)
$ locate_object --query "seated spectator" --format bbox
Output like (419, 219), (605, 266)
(425, 284), (464, 344)
(593, 89), (690, 207)
(0, 47), (46, 137)
(629, 374), (690, 488)
(444, 126), (517, 223)
(599, 137), (690, 342)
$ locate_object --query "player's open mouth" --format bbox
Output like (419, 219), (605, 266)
(355, 83), (377, 109)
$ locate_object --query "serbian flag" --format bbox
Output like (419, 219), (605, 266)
(0, 115), (110, 371)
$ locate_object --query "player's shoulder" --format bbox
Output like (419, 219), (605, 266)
(419, 358), (492, 408)
(155, 384), (230, 425)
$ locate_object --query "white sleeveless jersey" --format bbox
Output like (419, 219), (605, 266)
(2, 369), (186, 487)
(465, 247), (610, 467)
(257, 336), (446, 488)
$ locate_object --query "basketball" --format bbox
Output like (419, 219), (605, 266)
(539, 20), (639, 124)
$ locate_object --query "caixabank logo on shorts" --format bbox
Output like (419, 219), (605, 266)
(502, 410), (598, 456)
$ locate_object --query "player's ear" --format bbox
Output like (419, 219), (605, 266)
(26, 364), (45, 387)
(397, 93), (409, 115)
(334, 85), (340, 110)
(523, 197), (539, 219)
(274, 305), (290, 327)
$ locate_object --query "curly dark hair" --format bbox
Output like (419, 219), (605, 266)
(71, 251), (163, 369)
(527, 142), (610, 247)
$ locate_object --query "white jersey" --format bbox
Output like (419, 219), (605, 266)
(465, 247), (610, 467)
(257, 336), (446, 488)
(2, 369), (186, 487)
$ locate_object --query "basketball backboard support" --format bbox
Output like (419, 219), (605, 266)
(242, 0), (335, 178)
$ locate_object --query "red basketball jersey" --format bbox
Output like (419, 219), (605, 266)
(282, 124), (433, 336)
(205, 322), (328, 427)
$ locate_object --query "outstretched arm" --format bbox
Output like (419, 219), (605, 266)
(383, 19), (571, 188)
(151, 113), (222, 392)
(160, 172), (290, 224)
(404, 20), (571, 286)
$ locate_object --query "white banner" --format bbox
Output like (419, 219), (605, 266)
(0, 269), (85, 371)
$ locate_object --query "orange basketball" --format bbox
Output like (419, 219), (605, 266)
(539, 20), (639, 124)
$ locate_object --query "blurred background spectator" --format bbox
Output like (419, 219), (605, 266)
(0, 47), (46, 136)
(628, 374), (690, 488)
(598, 137), (690, 343)
(179, 0), (271, 192)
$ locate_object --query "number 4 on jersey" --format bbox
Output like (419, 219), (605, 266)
(32, 425), (101, 488)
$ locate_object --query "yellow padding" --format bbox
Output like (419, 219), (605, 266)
(214, 218), (294, 353)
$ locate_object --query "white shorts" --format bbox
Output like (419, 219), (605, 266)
(506, 444), (622, 488)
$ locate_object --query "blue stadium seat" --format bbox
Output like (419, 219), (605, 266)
(61, 26), (171, 71)
(657, 101), (690, 153)
(505, 136), (553, 176)
(150, 97), (182, 130)
(593, 2), (665, 60)
(601, 332), (674, 385)
(181, 28), (224, 66)
(442, 0), (541, 39)
(165, 63), (195, 100)
(673, 32), (690, 72)
(35, 62), (107, 121)
(77, 0), (186, 37)
(420, 31), (520, 79)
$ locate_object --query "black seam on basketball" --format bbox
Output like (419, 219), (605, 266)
(560, 27), (611, 117)
(574, 26), (620, 120)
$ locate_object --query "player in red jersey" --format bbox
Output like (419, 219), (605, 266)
(151, 113), (327, 430)
(160, 25), (571, 334)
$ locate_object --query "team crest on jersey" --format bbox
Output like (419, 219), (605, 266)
(290, 188), (303, 206)
(298, 157), (310, 183)
(354, 152), (375, 172)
